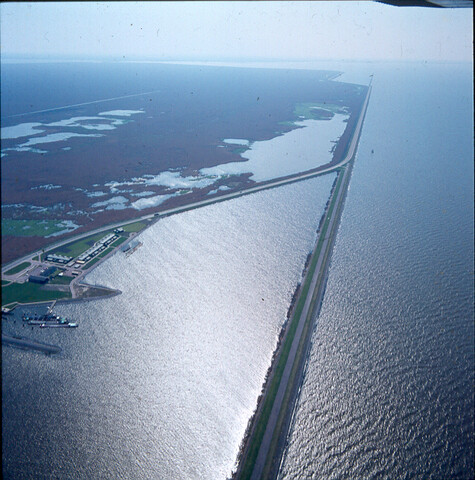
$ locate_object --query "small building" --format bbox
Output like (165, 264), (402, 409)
(41, 266), (56, 277)
(114, 228), (124, 233)
(77, 244), (102, 261)
(121, 239), (140, 253)
(99, 233), (116, 246)
(29, 275), (48, 284)
(46, 254), (72, 264)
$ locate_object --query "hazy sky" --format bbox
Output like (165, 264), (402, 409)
(1, 1), (472, 62)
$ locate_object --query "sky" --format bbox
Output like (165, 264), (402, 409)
(0, 1), (472, 62)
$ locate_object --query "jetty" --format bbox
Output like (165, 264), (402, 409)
(2, 334), (61, 355)
(22, 311), (77, 328)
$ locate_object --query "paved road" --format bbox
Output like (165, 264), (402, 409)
(250, 162), (352, 480)
(244, 84), (372, 480)
(2, 84), (371, 276)
(3, 80), (371, 475)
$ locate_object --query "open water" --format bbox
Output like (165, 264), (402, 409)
(2, 173), (335, 479)
(2, 61), (473, 480)
(279, 62), (474, 479)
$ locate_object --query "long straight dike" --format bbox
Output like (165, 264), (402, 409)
(234, 84), (371, 480)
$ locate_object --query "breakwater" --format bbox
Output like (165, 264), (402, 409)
(2, 334), (61, 355)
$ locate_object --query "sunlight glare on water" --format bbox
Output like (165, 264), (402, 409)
(2, 174), (335, 479)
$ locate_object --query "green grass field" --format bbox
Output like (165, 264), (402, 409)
(122, 221), (147, 233)
(98, 247), (114, 258)
(84, 256), (102, 269)
(49, 275), (73, 285)
(48, 231), (113, 258)
(48, 233), (128, 272)
(4, 262), (31, 276)
(294, 102), (346, 119)
(34, 219), (145, 267)
(82, 246), (116, 269)
(275, 102), (346, 131)
(110, 236), (127, 248)
(1, 282), (71, 306)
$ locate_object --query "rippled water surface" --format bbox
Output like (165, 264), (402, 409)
(3, 61), (473, 480)
(2, 174), (335, 479)
(279, 63), (474, 479)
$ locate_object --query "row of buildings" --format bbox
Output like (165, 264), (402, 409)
(76, 233), (118, 264)
(31, 232), (122, 284)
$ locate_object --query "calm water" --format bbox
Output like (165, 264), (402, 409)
(2, 61), (473, 480)
(279, 62), (474, 479)
(200, 114), (349, 182)
(2, 174), (335, 479)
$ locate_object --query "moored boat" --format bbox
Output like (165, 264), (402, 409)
(39, 323), (78, 328)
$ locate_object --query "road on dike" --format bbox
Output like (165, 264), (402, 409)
(2, 80), (371, 477)
(236, 82), (372, 480)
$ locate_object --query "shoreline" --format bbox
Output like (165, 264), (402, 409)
(232, 164), (350, 479)
(2, 82), (371, 473)
(1, 99), (365, 308)
(231, 167), (342, 474)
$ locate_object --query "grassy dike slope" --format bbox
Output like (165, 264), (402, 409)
(236, 165), (347, 479)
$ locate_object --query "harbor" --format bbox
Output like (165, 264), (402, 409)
(2, 303), (77, 355)
(22, 311), (78, 328)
